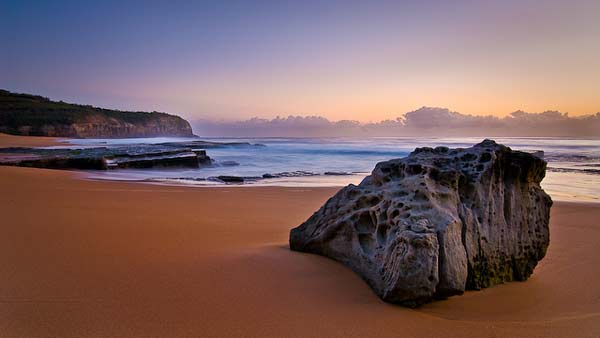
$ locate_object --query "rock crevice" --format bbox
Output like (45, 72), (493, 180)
(290, 140), (552, 306)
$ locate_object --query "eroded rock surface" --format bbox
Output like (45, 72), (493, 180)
(290, 140), (552, 307)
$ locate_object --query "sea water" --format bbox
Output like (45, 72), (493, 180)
(59, 137), (600, 202)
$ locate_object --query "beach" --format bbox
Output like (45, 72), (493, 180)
(0, 133), (62, 148)
(1, 135), (599, 338)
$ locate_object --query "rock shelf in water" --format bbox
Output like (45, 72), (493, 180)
(0, 140), (267, 170)
(0, 145), (211, 170)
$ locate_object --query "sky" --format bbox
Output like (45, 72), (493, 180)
(2, 0), (600, 123)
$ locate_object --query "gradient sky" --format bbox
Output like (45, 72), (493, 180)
(2, 0), (599, 122)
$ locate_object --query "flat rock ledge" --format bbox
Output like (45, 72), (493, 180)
(290, 139), (552, 307)
(0, 145), (212, 170)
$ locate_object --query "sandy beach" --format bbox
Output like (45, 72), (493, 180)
(0, 133), (62, 148)
(1, 135), (599, 338)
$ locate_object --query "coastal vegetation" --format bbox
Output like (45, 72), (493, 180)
(0, 90), (193, 138)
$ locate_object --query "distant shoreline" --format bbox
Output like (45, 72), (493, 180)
(0, 90), (194, 138)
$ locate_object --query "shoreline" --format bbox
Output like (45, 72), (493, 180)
(1, 165), (599, 337)
(2, 133), (598, 203)
(83, 173), (600, 203)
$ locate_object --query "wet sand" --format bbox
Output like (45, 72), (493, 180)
(0, 134), (599, 337)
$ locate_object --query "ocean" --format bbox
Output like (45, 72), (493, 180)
(58, 137), (600, 202)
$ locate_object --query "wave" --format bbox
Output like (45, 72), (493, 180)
(142, 170), (360, 185)
(544, 154), (600, 163)
(547, 167), (600, 175)
(268, 147), (410, 157)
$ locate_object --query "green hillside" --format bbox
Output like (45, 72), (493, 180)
(0, 90), (194, 138)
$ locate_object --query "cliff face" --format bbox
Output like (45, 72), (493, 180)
(65, 113), (193, 138)
(0, 90), (194, 138)
(290, 140), (552, 307)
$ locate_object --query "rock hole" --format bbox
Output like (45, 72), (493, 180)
(358, 234), (375, 254)
(479, 152), (492, 162)
(377, 224), (389, 245)
(355, 211), (376, 233)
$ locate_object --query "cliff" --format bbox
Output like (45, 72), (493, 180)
(0, 90), (194, 138)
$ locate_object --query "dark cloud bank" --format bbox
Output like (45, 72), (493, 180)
(192, 107), (600, 137)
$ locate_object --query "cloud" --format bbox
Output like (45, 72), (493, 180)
(192, 108), (600, 137)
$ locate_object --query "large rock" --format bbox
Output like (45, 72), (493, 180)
(290, 140), (552, 307)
